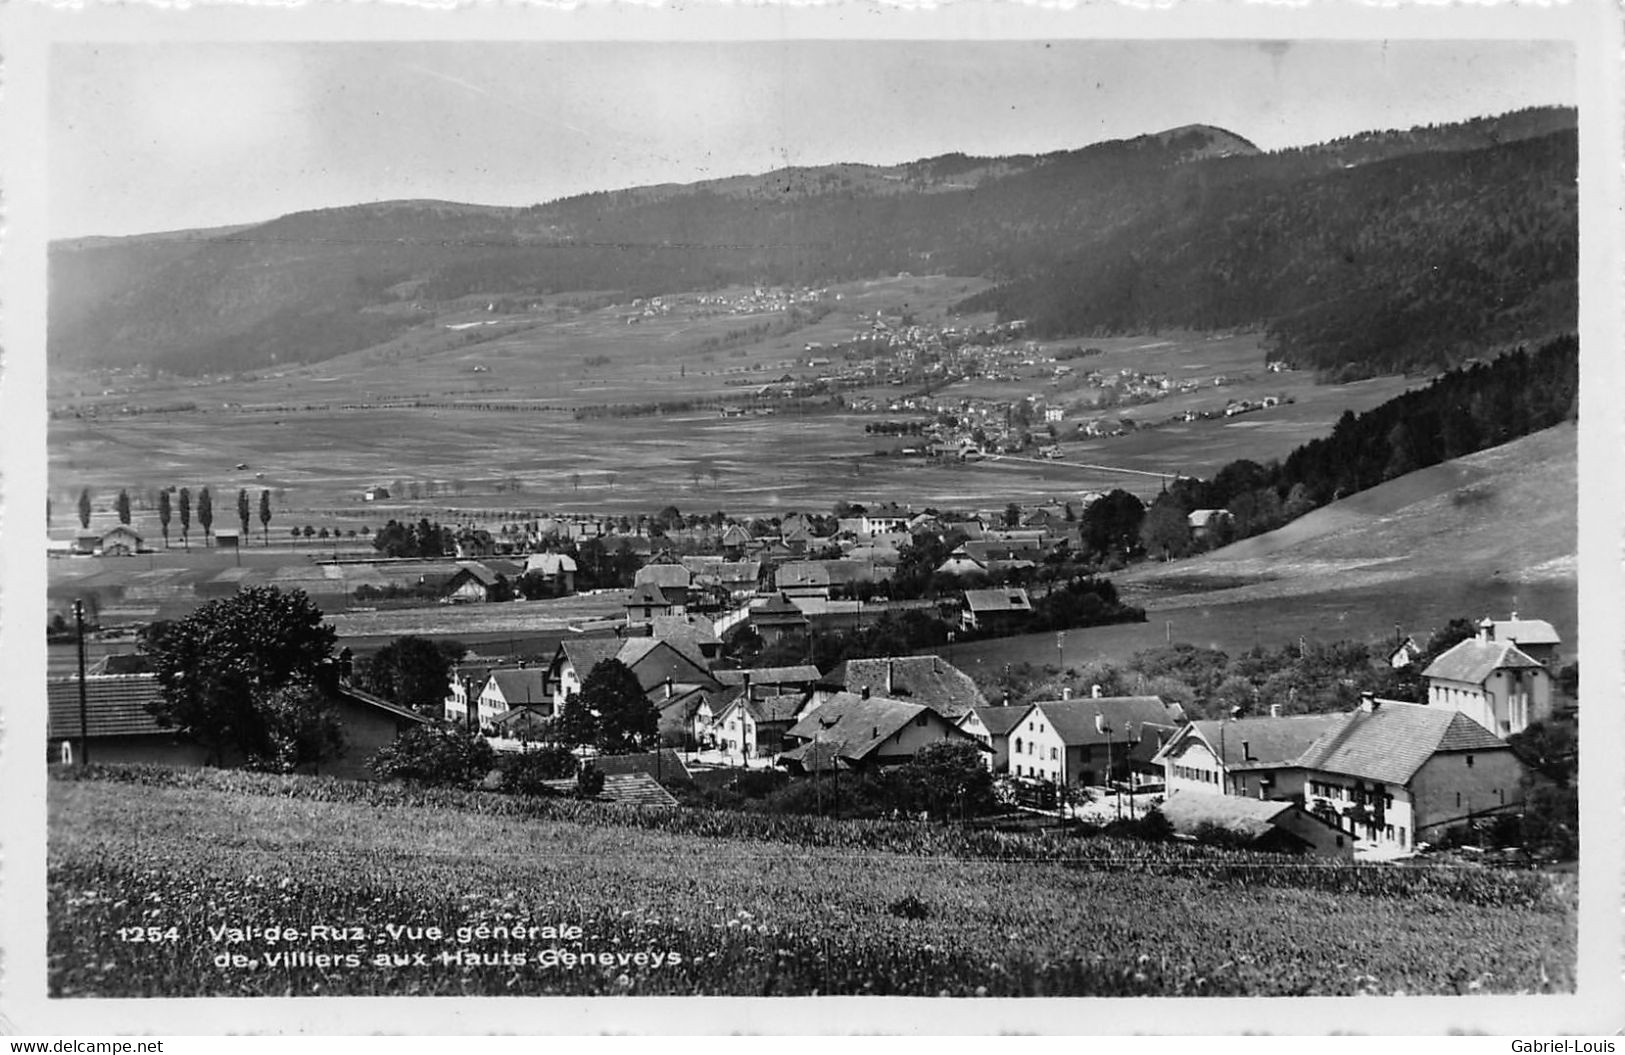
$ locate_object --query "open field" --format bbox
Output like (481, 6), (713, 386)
(49, 766), (1575, 997)
(935, 424), (1579, 674)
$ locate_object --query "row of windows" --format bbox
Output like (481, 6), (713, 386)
(1171, 764), (1218, 785)
(1308, 780), (1395, 809)
(1011, 737), (1058, 760)
(1014, 764), (1057, 779)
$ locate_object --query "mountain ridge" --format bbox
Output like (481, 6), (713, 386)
(49, 106), (1576, 378)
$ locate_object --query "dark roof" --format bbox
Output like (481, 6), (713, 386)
(47, 675), (169, 739)
(1423, 638), (1545, 684)
(452, 562), (503, 587)
(625, 582), (672, 607)
(825, 656), (988, 720)
(559, 639), (621, 678)
(1032, 697), (1179, 747)
(592, 749), (694, 786)
(973, 704), (1034, 737)
(1296, 701), (1509, 785)
(742, 693), (808, 724)
(785, 692), (930, 762)
(751, 592), (809, 626)
(714, 665), (822, 688)
(1184, 714), (1350, 770)
(334, 685), (435, 725)
(88, 653), (153, 675)
(615, 638), (718, 691)
(486, 668), (547, 704)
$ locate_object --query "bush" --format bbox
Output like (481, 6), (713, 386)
(1138, 806), (1174, 843)
(499, 745), (578, 796)
(367, 725), (495, 788)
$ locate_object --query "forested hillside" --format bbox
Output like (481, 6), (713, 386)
(49, 108), (1576, 377)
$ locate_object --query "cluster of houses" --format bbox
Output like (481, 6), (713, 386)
(422, 608), (1562, 856)
(47, 488), (1566, 859)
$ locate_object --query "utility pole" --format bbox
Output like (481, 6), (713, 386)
(74, 599), (90, 766)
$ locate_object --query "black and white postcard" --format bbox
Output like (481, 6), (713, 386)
(1, 0), (1620, 1037)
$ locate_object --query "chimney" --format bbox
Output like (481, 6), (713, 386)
(742, 672), (751, 700)
(886, 660), (894, 697)
(1269, 703), (1281, 718)
(861, 686), (871, 700)
(1359, 692), (1378, 713)
(1476, 617), (1493, 643)
(1241, 739), (1253, 761)
(1091, 684), (1102, 699)
(665, 677), (674, 700)
(1062, 686), (1072, 700)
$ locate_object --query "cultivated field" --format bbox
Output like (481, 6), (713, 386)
(49, 766), (1576, 998)
(50, 276), (1420, 526)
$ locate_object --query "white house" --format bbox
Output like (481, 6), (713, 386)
(1422, 628), (1551, 738)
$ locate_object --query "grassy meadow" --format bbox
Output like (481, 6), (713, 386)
(49, 766), (1575, 998)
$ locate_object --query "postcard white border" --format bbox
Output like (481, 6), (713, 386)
(2, 0), (1621, 1037)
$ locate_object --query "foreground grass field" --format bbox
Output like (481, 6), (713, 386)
(49, 766), (1575, 998)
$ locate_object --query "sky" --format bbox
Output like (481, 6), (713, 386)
(49, 39), (1575, 240)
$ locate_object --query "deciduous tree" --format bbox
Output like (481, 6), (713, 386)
(139, 586), (340, 768)
(580, 658), (658, 754)
(78, 487), (92, 530)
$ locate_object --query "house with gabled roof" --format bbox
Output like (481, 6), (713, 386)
(1385, 636), (1422, 669)
(1154, 695), (1525, 850)
(47, 674), (210, 768)
(774, 561), (833, 599)
(1422, 625), (1551, 737)
(961, 587), (1034, 634)
(624, 581), (679, 627)
(634, 559), (692, 603)
(479, 667), (549, 718)
(522, 552), (578, 594)
(645, 614), (722, 663)
(749, 592), (810, 646)
(98, 525), (145, 557)
(777, 691), (984, 773)
(49, 673), (432, 780)
(1154, 712), (1348, 801)
(445, 561), (506, 603)
(544, 638), (623, 711)
(1293, 696), (1524, 849)
(972, 704), (1033, 772)
(710, 689), (808, 760)
(1011, 696), (1183, 785)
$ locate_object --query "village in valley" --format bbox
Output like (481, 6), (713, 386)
(36, 38), (1590, 1003)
